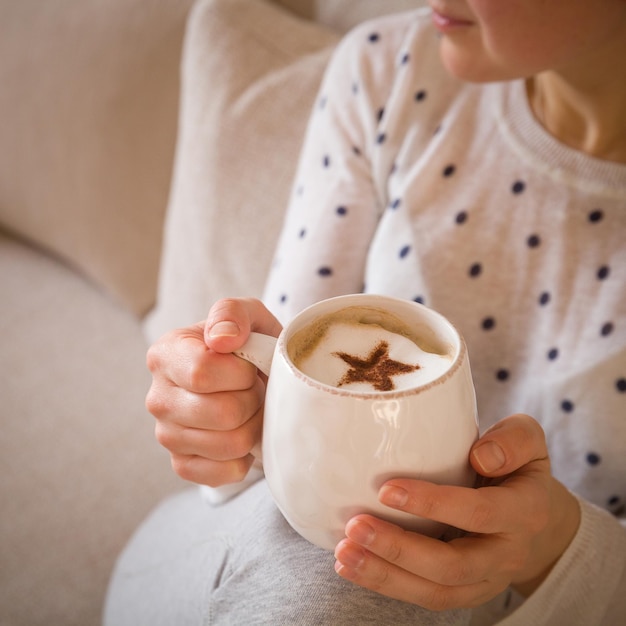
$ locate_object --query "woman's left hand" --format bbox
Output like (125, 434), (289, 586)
(334, 414), (581, 611)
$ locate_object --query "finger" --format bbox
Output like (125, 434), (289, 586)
(155, 404), (263, 461)
(341, 515), (505, 587)
(205, 297), (283, 353)
(147, 327), (260, 394)
(169, 452), (256, 487)
(155, 383), (263, 460)
(334, 535), (499, 611)
(378, 479), (546, 535)
(148, 377), (265, 431)
(470, 414), (549, 477)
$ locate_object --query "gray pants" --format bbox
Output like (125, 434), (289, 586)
(104, 480), (470, 625)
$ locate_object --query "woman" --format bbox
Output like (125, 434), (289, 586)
(107, 2), (626, 623)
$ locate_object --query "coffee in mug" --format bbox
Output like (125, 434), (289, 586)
(288, 306), (453, 392)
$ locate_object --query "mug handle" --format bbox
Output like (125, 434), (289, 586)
(233, 332), (277, 376)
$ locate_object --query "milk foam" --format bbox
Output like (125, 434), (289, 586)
(294, 321), (451, 392)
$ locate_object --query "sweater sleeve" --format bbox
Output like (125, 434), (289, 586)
(263, 15), (415, 325)
(493, 497), (626, 625)
(200, 18), (406, 505)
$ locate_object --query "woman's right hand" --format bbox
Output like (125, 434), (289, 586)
(145, 298), (283, 487)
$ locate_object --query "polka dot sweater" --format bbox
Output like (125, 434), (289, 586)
(262, 9), (626, 625)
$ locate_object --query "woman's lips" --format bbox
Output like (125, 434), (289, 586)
(431, 8), (474, 32)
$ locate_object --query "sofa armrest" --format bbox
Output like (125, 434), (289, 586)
(0, 0), (195, 316)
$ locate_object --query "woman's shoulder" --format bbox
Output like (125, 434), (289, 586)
(330, 8), (437, 78)
(342, 7), (433, 45)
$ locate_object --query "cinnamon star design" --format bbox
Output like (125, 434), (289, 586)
(333, 340), (421, 392)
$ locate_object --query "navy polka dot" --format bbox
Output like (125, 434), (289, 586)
(400, 52), (410, 65)
(601, 322), (614, 336)
(597, 265), (610, 280)
(280, 294), (288, 304)
(352, 146), (362, 156)
(377, 107), (385, 123)
(547, 347), (559, 360)
(368, 33), (380, 43)
(390, 198), (402, 210)
(298, 228), (306, 239)
(415, 89), (427, 102)
(413, 295), (424, 304)
(588, 209), (604, 223)
(616, 378), (626, 393)
(469, 263), (482, 277)
(318, 266), (333, 277)
(527, 234), (541, 248)
(561, 399), (575, 413)
(496, 369), (510, 381)
(323, 155), (331, 168)
(376, 133), (387, 144)
(512, 181), (526, 194)
(336, 206), (348, 216)
(443, 164), (456, 177)
(455, 211), (468, 224)
(399, 245), (411, 259)
(586, 452), (601, 466)
(482, 317), (496, 330)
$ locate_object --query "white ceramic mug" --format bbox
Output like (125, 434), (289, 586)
(235, 294), (478, 551)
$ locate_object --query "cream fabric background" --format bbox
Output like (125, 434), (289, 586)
(0, 0), (194, 315)
(0, 231), (183, 625)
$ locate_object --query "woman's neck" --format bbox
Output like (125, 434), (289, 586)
(527, 71), (626, 164)
(526, 21), (626, 165)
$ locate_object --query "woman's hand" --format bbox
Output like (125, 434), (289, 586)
(334, 414), (581, 610)
(145, 298), (282, 487)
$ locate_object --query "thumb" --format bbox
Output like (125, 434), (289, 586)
(204, 297), (283, 354)
(470, 414), (549, 478)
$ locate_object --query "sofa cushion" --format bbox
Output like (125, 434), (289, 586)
(0, 233), (183, 625)
(0, 0), (194, 316)
(144, 0), (339, 341)
(275, 0), (425, 33)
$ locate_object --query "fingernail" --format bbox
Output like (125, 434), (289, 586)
(335, 542), (365, 569)
(208, 321), (240, 339)
(346, 519), (376, 546)
(473, 440), (506, 473)
(379, 485), (409, 508)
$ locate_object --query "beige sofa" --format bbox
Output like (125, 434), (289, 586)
(0, 1), (421, 624)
